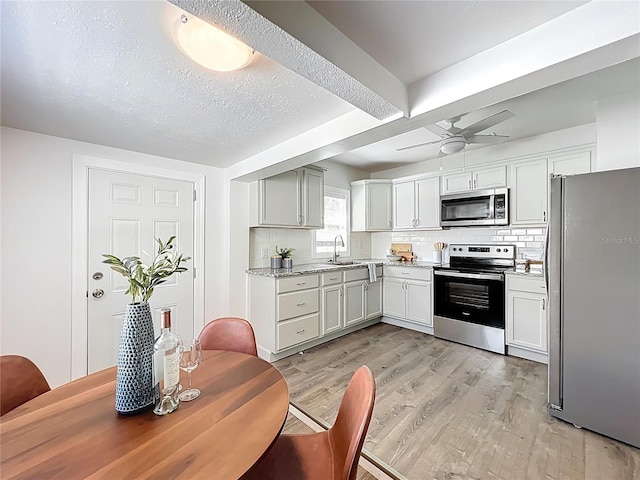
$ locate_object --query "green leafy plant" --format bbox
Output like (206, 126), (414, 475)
(275, 245), (295, 258)
(102, 236), (191, 304)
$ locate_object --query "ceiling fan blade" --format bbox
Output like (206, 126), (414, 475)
(422, 123), (451, 137)
(396, 139), (441, 152)
(460, 110), (514, 136)
(467, 134), (510, 144)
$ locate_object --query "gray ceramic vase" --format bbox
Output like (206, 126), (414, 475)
(115, 302), (158, 414)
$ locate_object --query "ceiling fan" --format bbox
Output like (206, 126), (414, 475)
(397, 109), (515, 155)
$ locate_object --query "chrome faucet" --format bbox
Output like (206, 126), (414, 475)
(333, 234), (345, 263)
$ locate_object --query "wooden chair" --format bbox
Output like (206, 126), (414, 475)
(243, 365), (376, 480)
(1, 355), (51, 416)
(198, 317), (258, 357)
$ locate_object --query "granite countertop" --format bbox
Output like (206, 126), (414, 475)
(246, 258), (440, 278)
(506, 269), (544, 278)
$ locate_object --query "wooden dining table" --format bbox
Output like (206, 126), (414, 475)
(0, 350), (289, 479)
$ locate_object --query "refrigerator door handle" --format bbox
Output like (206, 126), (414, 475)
(548, 175), (563, 410)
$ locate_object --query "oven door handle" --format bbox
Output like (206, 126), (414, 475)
(434, 270), (504, 281)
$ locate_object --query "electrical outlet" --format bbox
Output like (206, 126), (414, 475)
(260, 247), (268, 259)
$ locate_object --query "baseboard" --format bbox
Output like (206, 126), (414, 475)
(506, 345), (548, 364)
(381, 316), (434, 335)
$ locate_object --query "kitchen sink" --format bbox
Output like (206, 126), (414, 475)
(321, 261), (359, 266)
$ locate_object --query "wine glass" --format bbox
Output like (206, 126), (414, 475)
(179, 338), (202, 401)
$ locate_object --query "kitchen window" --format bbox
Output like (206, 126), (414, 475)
(313, 187), (350, 258)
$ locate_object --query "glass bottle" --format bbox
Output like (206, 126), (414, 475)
(153, 308), (181, 415)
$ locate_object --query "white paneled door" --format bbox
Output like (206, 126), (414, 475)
(87, 169), (195, 373)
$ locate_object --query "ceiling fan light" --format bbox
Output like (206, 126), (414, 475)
(440, 136), (466, 155)
(174, 14), (254, 72)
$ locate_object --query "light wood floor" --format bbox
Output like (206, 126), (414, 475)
(274, 323), (640, 480)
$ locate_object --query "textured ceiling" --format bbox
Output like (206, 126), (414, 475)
(1, 0), (638, 174)
(0, 0), (355, 167)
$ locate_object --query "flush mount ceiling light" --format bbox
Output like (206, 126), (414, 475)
(174, 14), (254, 72)
(440, 135), (467, 155)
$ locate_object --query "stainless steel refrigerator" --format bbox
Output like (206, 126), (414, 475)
(547, 167), (640, 448)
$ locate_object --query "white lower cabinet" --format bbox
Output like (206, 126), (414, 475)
(249, 267), (383, 361)
(382, 266), (433, 331)
(343, 267), (383, 327)
(322, 283), (343, 334)
(506, 274), (548, 363)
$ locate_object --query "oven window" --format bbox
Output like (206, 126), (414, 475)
(448, 282), (489, 310)
(442, 196), (491, 221)
(434, 275), (505, 328)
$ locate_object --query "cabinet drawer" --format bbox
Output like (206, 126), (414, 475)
(383, 266), (431, 281)
(508, 275), (546, 293)
(344, 268), (368, 282)
(277, 274), (319, 293)
(322, 271), (343, 286)
(277, 313), (320, 350)
(278, 289), (319, 321)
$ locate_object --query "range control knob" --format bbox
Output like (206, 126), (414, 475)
(504, 248), (509, 252)
(496, 248), (501, 252)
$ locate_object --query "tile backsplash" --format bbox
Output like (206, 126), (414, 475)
(249, 226), (545, 268)
(371, 227), (546, 264)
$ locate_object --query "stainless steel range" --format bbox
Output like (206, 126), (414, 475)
(433, 244), (515, 354)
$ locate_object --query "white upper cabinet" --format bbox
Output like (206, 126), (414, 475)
(393, 180), (417, 229)
(509, 158), (548, 225)
(549, 151), (593, 176)
(302, 167), (324, 228)
(351, 180), (392, 231)
(250, 167), (324, 228)
(414, 177), (440, 228)
(441, 165), (506, 194)
(393, 175), (440, 230)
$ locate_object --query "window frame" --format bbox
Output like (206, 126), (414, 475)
(312, 186), (351, 259)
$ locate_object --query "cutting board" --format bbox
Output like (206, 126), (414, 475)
(391, 243), (412, 254)
(391, 243), (415, 261)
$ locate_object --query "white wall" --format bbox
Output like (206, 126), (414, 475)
(596, 90), (640, 171)
(0, 127), (228, 387)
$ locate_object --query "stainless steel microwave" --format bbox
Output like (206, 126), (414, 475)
(440, 187), (509, 227)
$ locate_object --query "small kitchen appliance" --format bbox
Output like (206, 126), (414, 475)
(433, 244), (516, 354)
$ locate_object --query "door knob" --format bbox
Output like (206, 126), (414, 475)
(92, 289), (104, 299)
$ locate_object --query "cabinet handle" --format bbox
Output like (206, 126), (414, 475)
(364, 282), (368, 291)
(543, 211), (547, 222)
(415, 218), (419, 228)
(468, 180), (472, 190)
(296, 329), (306, 335)
(298, 215), (303, 225)
(389, 220), (392, 228)
(401, 272), (409, 276)
(329, 277), (338, 281)
(473, 179), (477, 189)
(296, 282), (306, 286)
(340, 286), (344, 296)
(542, 298), (546, 310)
(296, 302), (306, 307)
